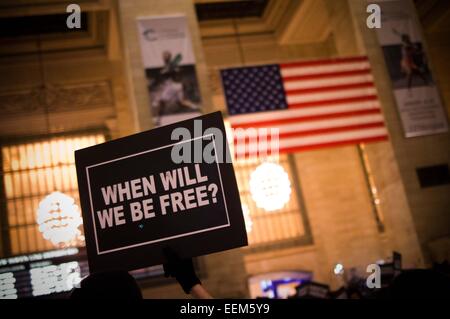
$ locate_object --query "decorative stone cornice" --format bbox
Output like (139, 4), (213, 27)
(0, 81), (113, 116)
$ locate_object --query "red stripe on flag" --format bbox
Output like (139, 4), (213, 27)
(280, 56), (368, 69)
(232, 122), (385, 142)
(284, 81), (374, 95)
(232, 135), (389, 158)
(288, 95), (378, 109)
(278, 136), (388, 154)
(277, 122), (385, 139)
(231, 109), (382, 129)
(283, 69), (372, 82)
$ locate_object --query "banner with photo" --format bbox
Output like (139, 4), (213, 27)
(137, 15), (202, 127)
(375, 0), (448, 137)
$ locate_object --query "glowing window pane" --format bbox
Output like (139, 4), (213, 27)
(234, 155), (306, 247)
(1, 132), (105, 255)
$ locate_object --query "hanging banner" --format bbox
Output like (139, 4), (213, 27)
(137, 15), (202, 127)
(375, 0), (448, 137)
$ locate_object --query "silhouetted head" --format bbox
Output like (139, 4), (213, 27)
(70, 270), (143, 299)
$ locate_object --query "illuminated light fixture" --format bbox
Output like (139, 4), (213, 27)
(334, 263), (344, 275)
(241, 203), (253, 233)
(249, 162), (291, 212)
(36, 192), (84, 247)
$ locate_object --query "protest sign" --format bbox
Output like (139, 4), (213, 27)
(75, 112), (247, 272)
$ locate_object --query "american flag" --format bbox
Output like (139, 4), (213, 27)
(220, 56), (389, 154)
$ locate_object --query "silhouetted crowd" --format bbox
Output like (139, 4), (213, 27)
(71, 250), (450, 299)
(289, 257), (450, 299)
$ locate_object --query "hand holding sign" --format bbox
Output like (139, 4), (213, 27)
(163, 247), (201, 294)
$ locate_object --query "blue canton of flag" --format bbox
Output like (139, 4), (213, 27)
(220, 65), (288, 115)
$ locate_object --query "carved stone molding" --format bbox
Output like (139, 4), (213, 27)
(0, 81), (113, 116)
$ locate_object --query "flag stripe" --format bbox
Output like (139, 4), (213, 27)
(277, 122), (385, 139)
(228, 100), (381, 125)
(289, 95), (378, 109)
(266, 114), (385, 134)
(234, 136), (388, 158)
(278, 136), (388, 154)
(233, 122), (385, 141)
(283, 74), (373, 90)
(285, 81), (374, 95)
(231, 109), (381, 128)
(280, 56), (368, 68)
(240, 127), (388, 151)
(287, 87), (377, 104)
(281, 62), (370, 77)
(283, 68), (371, 81)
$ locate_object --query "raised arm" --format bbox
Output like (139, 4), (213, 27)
(163, 247), (213, 299)
(190, 284), (213, 299)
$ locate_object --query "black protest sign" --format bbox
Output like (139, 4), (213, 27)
(75, 111), (247, 272)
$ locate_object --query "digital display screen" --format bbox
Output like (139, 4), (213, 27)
(0, 248), (164, 299)
(248, 271), (312, 299)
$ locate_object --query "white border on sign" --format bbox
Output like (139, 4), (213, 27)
(85, 134), (230, 255)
